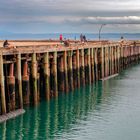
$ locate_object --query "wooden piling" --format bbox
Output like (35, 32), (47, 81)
(59, 55), (65, 92)
(43, 52), (50, 100)
(81, 49), (85, 86)
(22, 61), (30, 104)
(91, 48), (94, 82)
(101, 47), (104, 78)
(17, 53), (23, 108)
(0, 54), (6, 114)
(68, 50), (74, 91)
(73, 53), (77, 88)
(76, 49), (80, 88)
(105, 47), (108, 77)
(7, 63), (15, 111)
(31, 53), (38, 105)
(53, 52), (58, 97)
(111, 47), (114, 74)
(64, 51), (69, 92)
(94, 49), (98, 81)
(87, 48), (91, 84)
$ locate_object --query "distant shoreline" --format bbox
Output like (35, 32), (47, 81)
(0, 33), (140, 40)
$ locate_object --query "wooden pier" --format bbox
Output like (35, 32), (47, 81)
(0, 40), (140, 118)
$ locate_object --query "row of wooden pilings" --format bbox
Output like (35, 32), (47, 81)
(0, 44), (140, 115)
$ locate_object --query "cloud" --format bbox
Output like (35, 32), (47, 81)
(0, 0), (140, 33)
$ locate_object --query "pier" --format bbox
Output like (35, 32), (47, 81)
(0, 40), (140, 119)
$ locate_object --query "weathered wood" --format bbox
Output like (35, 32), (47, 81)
(81, 49), (85, 86)
(22, 61), (30, 104)
(91, 48), (94, 82)
(68, 50), (74, 91)
(44, 53), (50, 100)
(73, 53), (77, 88)
(101, 47), (104, 78)
(94, 49), (98, 81)
(59, 55), (65, 92)
(87, 48), (91, 84)
(17, 53), (23, 108)
(31, 53), (38, 105)
(76, 49), (80, 88)
(53, 52), (58, 97)
(0, 54), (6, 114)
(64, 51), (69, 92)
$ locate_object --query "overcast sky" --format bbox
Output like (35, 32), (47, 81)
(0, 0), (140, 33)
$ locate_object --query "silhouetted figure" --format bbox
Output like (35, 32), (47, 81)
(120, 36), (124, 44)
(80, 34), (83, 42)
(3, 40), (9, 48)
(83, 35), (87, 42)
(64, 38), (69, 47)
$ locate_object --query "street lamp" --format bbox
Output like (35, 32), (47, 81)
(99, 24), (106, 41)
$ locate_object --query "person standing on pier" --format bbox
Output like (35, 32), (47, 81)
(80, 34), (83, 42)
(59, 34), (63, 43)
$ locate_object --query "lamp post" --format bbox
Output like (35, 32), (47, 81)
(99, 24), (106, 41)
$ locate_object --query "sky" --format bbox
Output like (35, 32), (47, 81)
(0, 0), (140, 33)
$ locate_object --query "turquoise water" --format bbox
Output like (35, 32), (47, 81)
(1, 64), (140, 140)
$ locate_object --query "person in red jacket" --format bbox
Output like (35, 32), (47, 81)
(59, 34), (63, 43)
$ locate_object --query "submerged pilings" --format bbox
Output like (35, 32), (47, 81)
(0, 41), (140, 116)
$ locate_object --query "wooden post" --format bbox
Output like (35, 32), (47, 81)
(22, 61), (30, 104)
(73, 52), (77, 88)
(17, 53), (23, 108)
(81, 49), (85, 86)
(87, 48), (91, 84)
(68, 50), (74, 91)
(59, 55), (65, 92)
(0, 54), (6, 114)
(64, 51), (69, 92)
(94, 49), (98, 81)
(117, 46), (120, 73)
(114, 46), (117, 73)
(53, 52), (58, 97)
(91, 48), (94, 82)
(107, 47), (110, 76)
(7, 63), (15, 111)
(76, 49), (80, 88)
(101, 47), (104, 78)
(31, 53), (38, 105)
(44, 52), (50, 100)
(109, 46), (112, 75)
(111, 46), (114, 74)
(105, 46), (108, 77)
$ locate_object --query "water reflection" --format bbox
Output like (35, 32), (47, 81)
(0, 77), (125, 140)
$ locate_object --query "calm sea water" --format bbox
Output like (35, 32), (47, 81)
(0, 33), (140, 40)
(0, 64), (140, 140)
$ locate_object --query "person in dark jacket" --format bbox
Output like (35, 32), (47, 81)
(3, 40), (9, 48)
